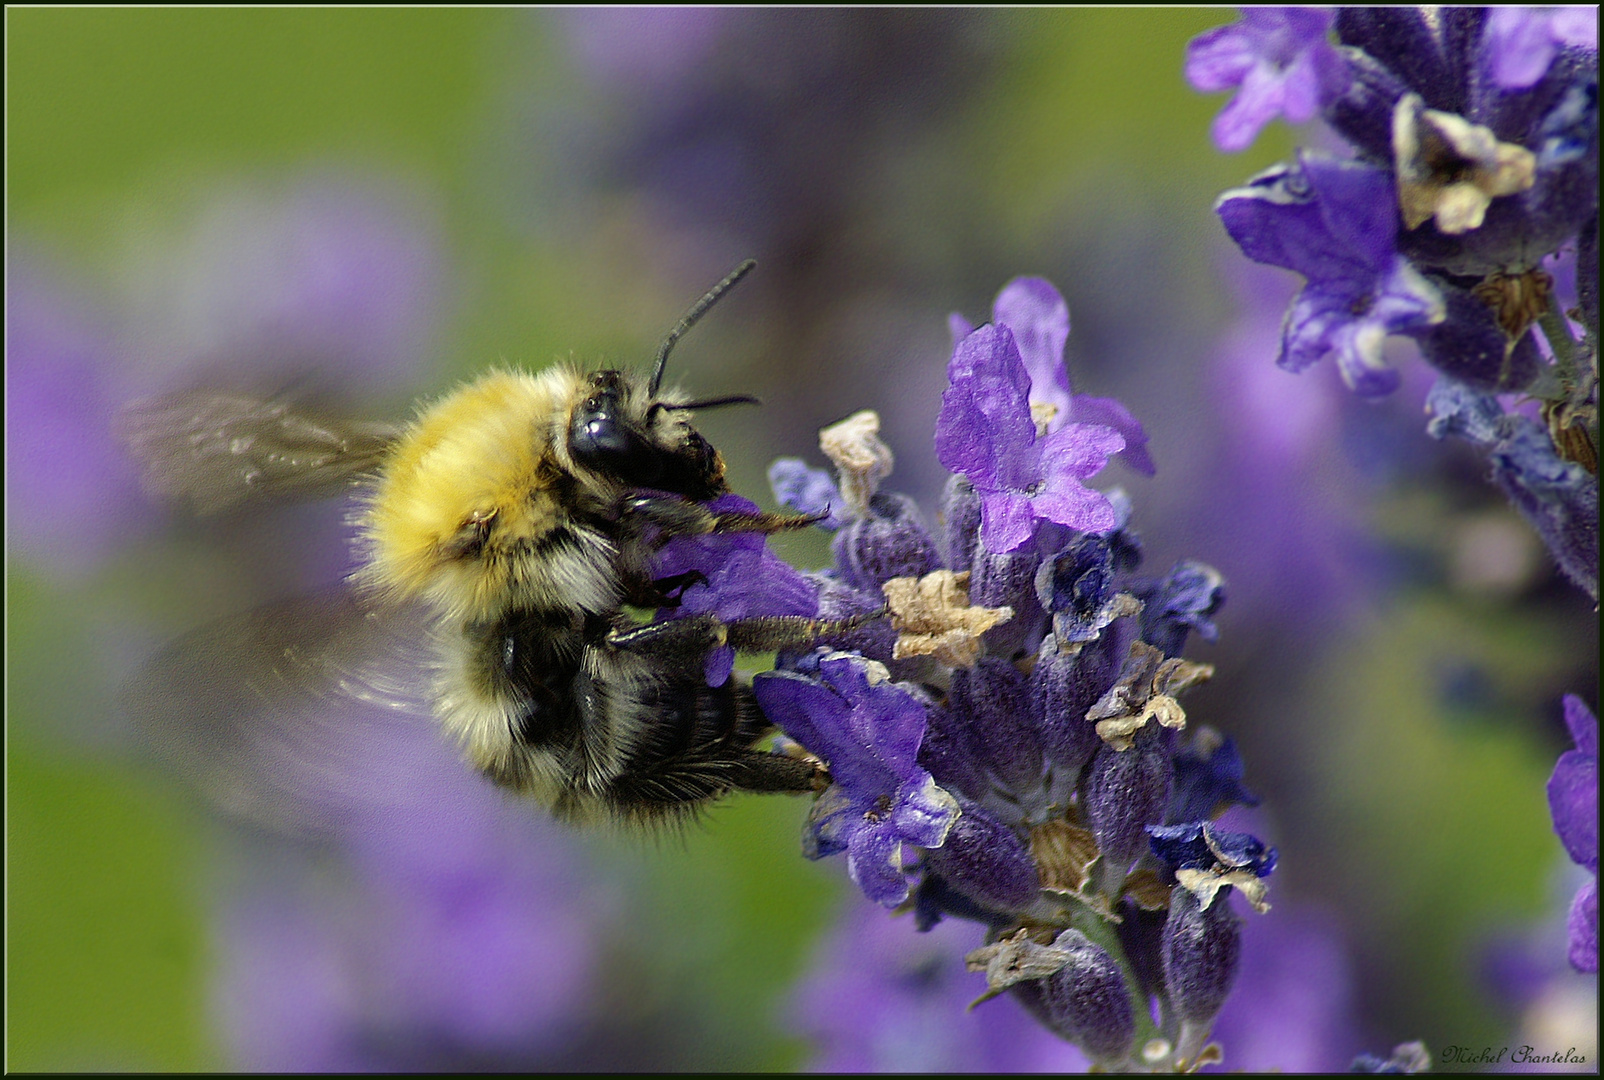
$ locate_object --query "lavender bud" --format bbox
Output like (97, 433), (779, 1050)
(1016, 931), (1136, 1065)
(1081, 723), (1174, 885)
(831, 492), (940, 593)
(916, 696), (988, 804)
(1133, 560), (1224, 658)
(1029, 632), (1110, 783)
(949, 657), (1043, 794)
(921, 794), (1040, 913)
(939, 473), (982, 573)
(970, 543), (1045, 658)
(1113, 897), (1169, 1002)
(1322, 46), (1409, 161)
(1410, 281), (1543, 393)
(1334, 8), (1457, 113)
(1161, 884), (1243, 1028)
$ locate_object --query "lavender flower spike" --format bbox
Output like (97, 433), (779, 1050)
(1548, 695), (1598, 973)
(753, 652), (959, 907)
(936, 323), (1124, 553)
(1216, 152), (1446, 396)
(1186, 8), (1345, 153)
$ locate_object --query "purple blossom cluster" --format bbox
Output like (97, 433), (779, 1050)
(663, 277), (1276, 1069)
(1188, 6), (1598, 602)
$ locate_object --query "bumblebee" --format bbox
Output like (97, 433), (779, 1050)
(123, 261), (852, 830)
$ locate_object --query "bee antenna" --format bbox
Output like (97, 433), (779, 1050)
(646, 394), (763, 423)
(649, 259), (757, 397)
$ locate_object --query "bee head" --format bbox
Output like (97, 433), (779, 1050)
(568, 260), (761, 501)
(569, 369), (754, 502)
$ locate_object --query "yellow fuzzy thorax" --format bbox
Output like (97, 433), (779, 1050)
(359, 367), (602, 622)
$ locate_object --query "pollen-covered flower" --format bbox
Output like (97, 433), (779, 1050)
(935, 322), (1125, 552)
(753, 651), (959, 906)
(1185, 7), (1346, 153)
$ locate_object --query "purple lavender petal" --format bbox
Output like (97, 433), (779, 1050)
(937, 324), (1038, 488)
(947, 311), (977, 352)
(1068, 394), (1156, 476)
(894, 774), (966, 850)
(977, 490), (1040, 555)
(1186, 8), (1341, 152)
(993, 276), (1074, 420)
(753, 654), (957, 907)
(1564, 694), (1599, 758)
(1218, 156), (1399, 281)
(1485, 7), (1600, 90)
(768, 457), (847, 530)
(1186, 22), (1258, 93)
(847, 825), (915, 907)
(1028, 421), (1125, 534)
(1568, 877), (1599, 973)
(1305, 154), (1400, 272)
(655, 494), (820, 622)
(1549, 697), (1599, 874)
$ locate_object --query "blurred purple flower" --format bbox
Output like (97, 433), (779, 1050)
(1186, 8), (1345, 152)
(559, 8), (730, 89)
(950, 277), (1154, 477)
(6, 257), (155, 575)
(212, 697), (605, 1070)
(936, 323), (1124, 553)
(1548, 695), (1599, 972)
(1203, 904), (1360, 1072)
(793, 896), (1091, 1072)
(122, 174), (443, 395)
(1216, 153), (1446, 396)
(8, 175), (445, 584)
(754, 652), (958, 907)
(1484, 7), (1599, 90)
(768, 458), (848, 530)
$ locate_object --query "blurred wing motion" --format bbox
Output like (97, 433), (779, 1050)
(118, 390), (402, 514)
(124, 589), (442, 840)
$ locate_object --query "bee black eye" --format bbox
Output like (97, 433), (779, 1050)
(569, 391), (664, 486)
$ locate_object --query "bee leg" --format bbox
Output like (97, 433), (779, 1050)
(619, 493), (822, 544)
(721, 610), (886, 653)
(725, 750), (829, 794)
(607, 608), (886, 661)
(709, 508), (825, 536)
(605, 613), (727, 665)
(619, 493), (715, 538)
(629, 569), (709, 609)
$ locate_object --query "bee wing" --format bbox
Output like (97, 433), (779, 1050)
(118, 390), (402, 514)
(125, 589), (445, 840)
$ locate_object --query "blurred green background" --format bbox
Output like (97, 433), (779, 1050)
(8, 8), (1595, 1072)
